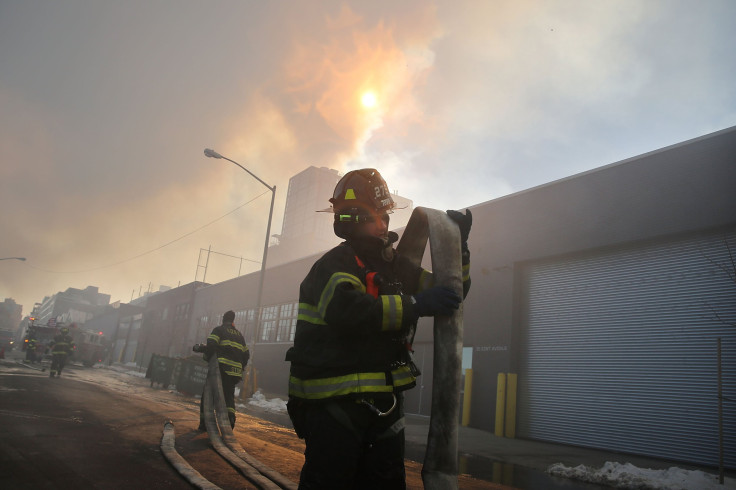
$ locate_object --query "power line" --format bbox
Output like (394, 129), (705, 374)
(24, 191), (270, 274)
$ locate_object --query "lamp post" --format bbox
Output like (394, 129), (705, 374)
(0, 257), (26, 261)
(204, 148), (276, 396)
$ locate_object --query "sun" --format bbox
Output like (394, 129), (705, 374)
(361, 91), (377, 109)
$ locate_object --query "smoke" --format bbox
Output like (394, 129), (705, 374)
(1, 0), (734, 312)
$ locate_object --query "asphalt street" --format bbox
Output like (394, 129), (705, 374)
(0, 353), (500, 489)
(5, 350), (723, 490)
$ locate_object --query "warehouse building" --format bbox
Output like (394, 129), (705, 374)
(186, 126), (735, 469)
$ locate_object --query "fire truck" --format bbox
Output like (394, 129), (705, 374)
(25, 322), (108, 367)
(71, 327), (109, 367)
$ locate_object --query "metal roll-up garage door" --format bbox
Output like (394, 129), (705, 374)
(518, 229), (736, 468)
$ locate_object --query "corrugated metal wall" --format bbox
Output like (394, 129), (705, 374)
(518, 229), (736, 468)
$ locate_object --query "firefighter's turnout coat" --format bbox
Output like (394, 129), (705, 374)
(50, 333), (74, 358)
(49, 332), (75, 376)
(204, 324), (250, 379)
(286, 232), (471, 402)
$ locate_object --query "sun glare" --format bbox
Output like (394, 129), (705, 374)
(361, 92), (377, 109)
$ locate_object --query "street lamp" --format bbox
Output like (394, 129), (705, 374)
(0, 257), (26, 261)
(204, 148), (276, 394)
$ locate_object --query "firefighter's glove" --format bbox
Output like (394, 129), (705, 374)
(446, 209), (472, 246)
(412, 286), (461, 317)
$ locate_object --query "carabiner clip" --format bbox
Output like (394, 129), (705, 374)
(360, 393), (397, 417)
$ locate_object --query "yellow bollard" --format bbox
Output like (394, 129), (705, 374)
(462, 368), (473, 426)
(494, 373), (506, 436)
(505, 373), (518, 438)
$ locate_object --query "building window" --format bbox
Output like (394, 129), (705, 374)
(276, 318), (297, 342)
(255, 302), (298, 343)
(259, 306), (279, 342)
(236, 309), (257, 341)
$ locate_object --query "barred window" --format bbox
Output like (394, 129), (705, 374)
(276, 318), (296, 342)
(256, 302), (298, 343)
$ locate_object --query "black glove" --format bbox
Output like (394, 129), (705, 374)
(412, 286), (461, 317)
(447, 209), (472, 244)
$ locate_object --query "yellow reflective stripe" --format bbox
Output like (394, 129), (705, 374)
(220, 339), (247, 352)
(289, 366), (416, 400)
(418, 270), (434, 292)
(207, 333), (220, 342)
(289, 372), (392, 399)
(218, 357), (242, 369)
(298, 303), (327, 325)
(318, 272), (366, 318)
(391, 366), (415, 388)
(462, 263), (470, 282)
(381, 295), (403, 332)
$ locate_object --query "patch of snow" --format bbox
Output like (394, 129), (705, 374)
(548, 461), (735, 490)
(104, 364), (147, 378)
(246, 390), (287, 413)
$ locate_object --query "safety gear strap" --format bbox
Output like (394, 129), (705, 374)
(354, 255), (379, 298)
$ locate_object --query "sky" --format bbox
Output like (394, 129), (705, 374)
(1, 0), (735, 316)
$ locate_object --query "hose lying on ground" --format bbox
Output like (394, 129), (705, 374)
(159, 356), (296, 489)
(397, 207), (464, 490)
(202, 356), (291, 490)
(160, 420), (222, 490)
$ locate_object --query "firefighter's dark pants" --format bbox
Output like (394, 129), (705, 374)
(199, 366), (240, 429)
(50, 353), (68, 376)
(291, 394), (406, 490)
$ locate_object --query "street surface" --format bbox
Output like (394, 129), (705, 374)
(0, 355), (502, 489)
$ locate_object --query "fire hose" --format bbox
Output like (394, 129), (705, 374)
(397, 207), (464, 490)
(160, 356), (296, 489)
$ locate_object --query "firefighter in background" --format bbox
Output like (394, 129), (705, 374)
(25, 336), (38, 363)
(198, 310), (250, 430)
(49, 325), (75, 377)
(285, 168), (472, 489)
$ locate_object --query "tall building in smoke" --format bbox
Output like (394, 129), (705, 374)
(0, 298), (23, 331)
(32, 285), (111, 327)
(268, 166), (413, 267)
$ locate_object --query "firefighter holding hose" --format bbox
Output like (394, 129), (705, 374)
(197, 310), (250, 430)
(285, 168), (471, 489)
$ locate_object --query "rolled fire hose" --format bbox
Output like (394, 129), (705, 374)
(396, 207), (464, 490)
(203, 356), (297, 490)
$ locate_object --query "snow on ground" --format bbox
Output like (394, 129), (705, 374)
(241, 390), (287, 413)
(548, 461), (735, 490)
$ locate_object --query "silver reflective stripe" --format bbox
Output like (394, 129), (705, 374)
(391, 366), (415, 387)
(418, 269), (434, 292)
(381, 295), (402, 331)
(318, 272), (365, 318)
(298, 303), (326, 325)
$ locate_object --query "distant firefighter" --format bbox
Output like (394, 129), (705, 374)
(197, 310), (250, 430)
(25, 337), (38, 363)
(49, 325), (76, 378)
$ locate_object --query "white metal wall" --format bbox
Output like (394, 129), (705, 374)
(519, 229), (736, 468)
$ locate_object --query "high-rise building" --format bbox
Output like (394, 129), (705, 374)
(0, 298), (22, 331)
